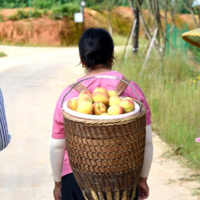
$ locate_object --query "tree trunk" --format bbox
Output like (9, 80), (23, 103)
(108, 0), (113, 36)
(160, 0), (169, 74)
(133, 6), (140, 53)
(129, 0), (144, 54)
(183, 2), (197, 28)
(137, 0), (159, 54)
(154, 0), (162, 49)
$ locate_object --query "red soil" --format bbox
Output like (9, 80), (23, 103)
(0, 18), (66, 46)
(0, 7), (198, 46)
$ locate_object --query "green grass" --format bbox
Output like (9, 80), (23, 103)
(114, 48), (200, 169)
(112, 33), (127, 46)
(0, 51), (6, 57)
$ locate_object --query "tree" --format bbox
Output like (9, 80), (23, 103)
(183, 0), (199, 28)
(129, 0), (144, 54)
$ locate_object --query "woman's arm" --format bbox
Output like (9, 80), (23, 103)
(50, 138), (66, 182)
(141, 124), (153, 178)
(0, 89), (11, 151)
(138, 124), (153, 199)
(50, 138), (66, 200)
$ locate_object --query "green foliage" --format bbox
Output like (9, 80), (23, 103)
(0, 0), (129, 9)
(0, 0), (27, 8)
(51, 7), (62, 20)
(112, 33), (127, 46)
(0, 51), (6, 57)
(51, 3), (80, 20)
(189, 45), (200, 63)
(32, 0), (52, 9)
(114, 47), (200, 169)
(0, 13), (4, 22)
(0, 1), (15, 8)
(42, 9), (49, 16)
(111, 12), (132, 36)
(7, 9), (29, 20)
(32, 9), (42, 18)
(7, 9), (43, 20)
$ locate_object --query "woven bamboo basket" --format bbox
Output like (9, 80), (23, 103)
(62, 76), (146, 200)
(182, 28), (200, 48)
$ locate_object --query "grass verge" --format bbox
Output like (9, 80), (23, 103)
(114, 48), (200, 169)
(112, 33), (127, 46)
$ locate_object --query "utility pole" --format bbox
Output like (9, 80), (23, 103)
(81, 1), (86, 32)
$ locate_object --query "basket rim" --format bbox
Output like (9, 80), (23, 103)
(63, 103), (146, 126)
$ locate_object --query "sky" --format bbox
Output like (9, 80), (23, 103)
(193, 0), (200, 6)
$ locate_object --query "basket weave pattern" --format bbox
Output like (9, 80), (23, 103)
(63, 105), (146, 200)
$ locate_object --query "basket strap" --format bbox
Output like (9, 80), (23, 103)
(70, 76), (131, 95)
(114, 77), (131, 96)
(69, 83), (88, 94)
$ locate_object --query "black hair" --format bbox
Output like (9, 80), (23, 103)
(78, 28), (114, 70)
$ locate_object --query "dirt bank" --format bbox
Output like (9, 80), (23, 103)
(0, 7), (133, 46)
(0, 7), (197, 46)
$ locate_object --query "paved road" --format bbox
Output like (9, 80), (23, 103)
(0, 46), (85, 200)
(0, 45), (199, 200)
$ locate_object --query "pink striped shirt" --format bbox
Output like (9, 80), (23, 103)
(52, 71), (151, 177)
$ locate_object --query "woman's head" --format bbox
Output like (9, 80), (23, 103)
(78, 28), (114, 70)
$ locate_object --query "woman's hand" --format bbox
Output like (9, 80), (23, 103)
(138, 177), (149, 200)
(53, 181), (61, 200)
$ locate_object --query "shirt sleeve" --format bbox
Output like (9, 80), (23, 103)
(122, 81), (151, 126)
(52, 87), (79, 139)
(0, 89), (11, 151)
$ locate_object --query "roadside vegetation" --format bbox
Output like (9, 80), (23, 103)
(0, 51), (6, 57)
(114, 48), (200, 169)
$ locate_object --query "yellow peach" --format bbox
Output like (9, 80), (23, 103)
(107, 105), (124, 115)
(108, 90), (118, 98)
(77, 101), (93, 114)
(92, 92), (109, 105)
(119, 99), (135, 113)
(109, 96), (122, 106)
(93, 87), (109, 97)
(67, 98), (78, 111)
(93, 102), (107, 115)
(79, 90), (92, 98)
(124, 97), (133, 101)
(78, 94), (93, 105)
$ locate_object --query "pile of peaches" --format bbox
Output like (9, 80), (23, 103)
(67, 87), (135, 115)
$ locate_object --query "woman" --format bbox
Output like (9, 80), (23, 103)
(50, 28), (153, 200)
(0, 88), (11, 151)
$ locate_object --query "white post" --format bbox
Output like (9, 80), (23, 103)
(140, 28), (158, 75)
(125, 19), (137, 61)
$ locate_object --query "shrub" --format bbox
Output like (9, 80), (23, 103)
(32, 0), (52, 9)
(0, 14), (4, 22)
(111, 12), (132, 36)
(42, 9), (49, 16)
(32, 9), (42, 18)
(0, 51), (6, 57)
(51, 7), (63, 20)
(7, 10), (29, 21)
(51, 3), (80, 20)
(1, 2), (15, 9)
